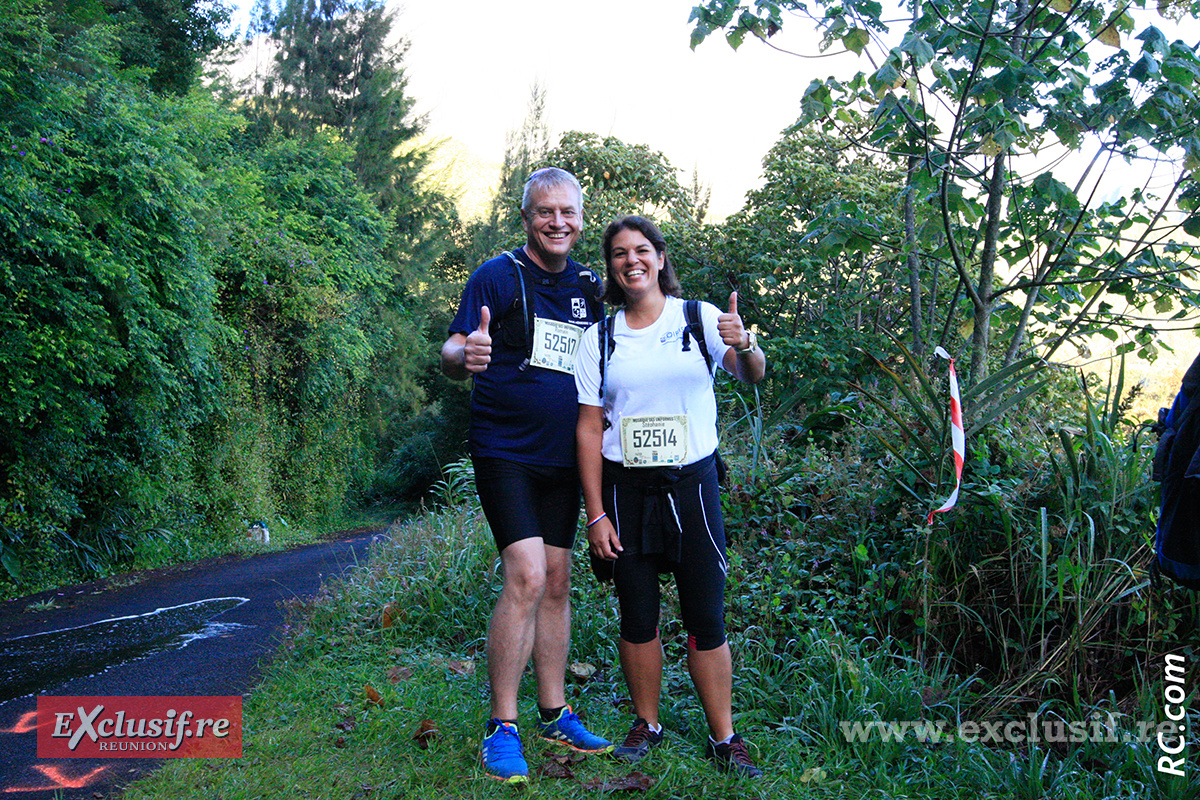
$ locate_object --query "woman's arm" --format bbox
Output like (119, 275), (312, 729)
(717, 293), (765, 384)
(577, 403), (622, 560)
(722, 342), (766, 384)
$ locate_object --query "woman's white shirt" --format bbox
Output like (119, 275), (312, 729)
(575, 296), (732, 465)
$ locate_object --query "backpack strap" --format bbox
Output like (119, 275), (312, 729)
(682, 299), (714, 377)
(599, 301), (715, 434)
(502, 251), (604, 373)
(500, 251), (533, 371)
(598, 313), (616, 430)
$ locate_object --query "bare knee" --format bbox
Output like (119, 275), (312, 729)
(543, 562), (571, 604)
(502, 559), (548, 606)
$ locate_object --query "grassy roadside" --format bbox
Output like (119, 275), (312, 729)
(122, 502), (1196, 799)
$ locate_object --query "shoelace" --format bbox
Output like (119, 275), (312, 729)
(722, 738), (754, 765)
(489, 726), (522, 756)
(623, 722), (656, 747)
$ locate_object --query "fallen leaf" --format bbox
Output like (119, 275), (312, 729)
(543, 749), (586, 765)
(334, 717), (357, 732)
(567, 662), (596, 683)
(412, 719), (439, 749)
(380, 603), (397, 629)
(582, 772), (654, 792)
(363, 684), (383, 706)
(800, 766), (828, 783)
(334, 736), (347, 748)
(536, 759), (576, 779)
(446, 659), (475, 676)
(387, 665), (413, 683)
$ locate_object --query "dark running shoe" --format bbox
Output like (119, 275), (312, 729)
(705, 733), (763, 777)
(612, 718), (664, 763)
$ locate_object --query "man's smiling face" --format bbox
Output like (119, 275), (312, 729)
(522, 184), (582, 272)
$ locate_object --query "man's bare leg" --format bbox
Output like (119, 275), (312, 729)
(487, 538), (547, 721)
(532, 544), (571, 710)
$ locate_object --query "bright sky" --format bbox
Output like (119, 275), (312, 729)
(227, 1), (1196, 223)
(375, 0), (844, 220)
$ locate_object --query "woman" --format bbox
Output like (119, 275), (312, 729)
(574, 215), (766, 776)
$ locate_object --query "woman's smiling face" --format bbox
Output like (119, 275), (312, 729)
(608, 227), (664, 302)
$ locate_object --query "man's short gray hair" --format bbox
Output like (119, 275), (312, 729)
(521, 167), (583, 214)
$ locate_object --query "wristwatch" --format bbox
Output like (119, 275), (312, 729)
(736, 330), (758, 354)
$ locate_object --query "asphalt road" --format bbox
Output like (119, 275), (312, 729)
(0, 528), (385, 798)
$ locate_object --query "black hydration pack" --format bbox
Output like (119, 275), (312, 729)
(498, 250), (603, 371)
(1151, 348), (1200, 589)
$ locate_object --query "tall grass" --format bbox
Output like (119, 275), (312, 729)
(122, 481), (1199, 799)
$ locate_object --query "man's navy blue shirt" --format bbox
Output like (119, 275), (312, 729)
(449, 246), (600, 467)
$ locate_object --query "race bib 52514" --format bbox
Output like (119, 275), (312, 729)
(620, 415), (688, 467)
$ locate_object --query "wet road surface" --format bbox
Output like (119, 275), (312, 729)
(0, 529), (385, 798)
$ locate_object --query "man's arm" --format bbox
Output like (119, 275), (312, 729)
(440, 306), (491, 380)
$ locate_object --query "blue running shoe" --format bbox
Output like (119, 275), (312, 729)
(481, 720), (528, 783)
(536, 706), (614, 753)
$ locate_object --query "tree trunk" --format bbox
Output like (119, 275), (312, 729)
(969, 154), (1006, 386)
(905, 155), (925, 357)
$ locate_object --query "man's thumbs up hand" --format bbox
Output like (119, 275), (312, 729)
(464, 305), (492, 373)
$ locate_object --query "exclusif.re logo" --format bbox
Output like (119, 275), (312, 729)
(37, 696), (243, 759)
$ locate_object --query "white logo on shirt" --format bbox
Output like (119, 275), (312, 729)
(572, 298), (587, 319)
(661, 327), (686, 345)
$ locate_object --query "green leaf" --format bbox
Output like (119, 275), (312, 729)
(843, 27), (870, 55)
(0, 549), (20, 580)
(869, 62), (903, 98)
(900, 33), (935, 68)
(1130, 53), (1160, 82)
(1136, 25), (1169, 54)
(1183, 213), (1200, 237)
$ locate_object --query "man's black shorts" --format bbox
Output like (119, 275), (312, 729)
(472, 456), (580, 552)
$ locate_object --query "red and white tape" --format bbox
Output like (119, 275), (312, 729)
(927, 346), (964, 524)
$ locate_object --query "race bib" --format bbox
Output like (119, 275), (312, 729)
(620, 415), (689, 467)
(530, 317), (584, 374)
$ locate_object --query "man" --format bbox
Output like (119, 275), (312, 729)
(441, 167), (611, 783)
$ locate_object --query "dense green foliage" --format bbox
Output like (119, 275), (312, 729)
(0, 0), (446, 592)
(678, 0), (1200, 734)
